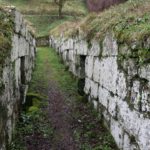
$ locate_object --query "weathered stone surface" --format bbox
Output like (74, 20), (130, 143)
(123, 133), (131, 150)
(37, 36), (49, 47)
(99, 57), (118, 93)
(116, 72), (127, 99)
(84, 78), (91, 94)
(93, 57), (100, 83)
(88, 40), (100, 56)
(139, 64), (150, 86)
(50, 32), (150, 150)
(131, 80), (141, 111)
(85, 56), (94, 79)
(110, 118), (123, 149)
(90, 80), (98, 99)
(102, 33), (118, 56)
(0, 8), (36, 150)
(117, 100), (150, 150)
(98, 86), (109, 108)
(11, 34), (19, 61)
(76, 40), (88, 55)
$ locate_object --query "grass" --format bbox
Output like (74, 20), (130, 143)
(25, 15), (75, 37)
(9, 108), (53, 150)
(0, 0), (88, 37)
(90, 0), (150, 44)
(73, 102), (118, 150)
(28, 47), (78, 94)
(50, 0), (150, 65)
(10, 47), (117, 149)
(50, 0), (150, 43)
(2, 0), (87, 16)
(0, 7), (14, 78)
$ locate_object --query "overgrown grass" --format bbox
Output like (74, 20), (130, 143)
(50, 0), (150, 44)
(0, 0), (87, 37)
(10, 47), (117, 149)
(73, 102), (118, 150)
(34, 48), (117, 149)
(25, 15), (75, 37)
(50, 0), (150, 65)
(89, 0), (150, 43)
(28, 47), (77, 94)
(2, 0), (87, 16)
(9, 107), (53, 150)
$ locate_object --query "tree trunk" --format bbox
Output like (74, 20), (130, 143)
(59, 4), (63, 18)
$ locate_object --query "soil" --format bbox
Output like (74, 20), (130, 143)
(24, 51), (78, 150)
(48, 82), (77, 150)
(22, 47), (118, 150)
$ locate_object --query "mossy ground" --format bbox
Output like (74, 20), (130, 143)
(50, 0), (150, 44)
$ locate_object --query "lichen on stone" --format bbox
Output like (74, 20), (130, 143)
(0, 6), (14, 77)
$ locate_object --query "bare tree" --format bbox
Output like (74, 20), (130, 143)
(54, 0), (66, 18)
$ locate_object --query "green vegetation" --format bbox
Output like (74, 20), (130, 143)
(28, 47), (77, 94)
(73, 101), (118, 150)
(9, 47), (57, 150)
(0, 7), (14, 76)
(10, 47), (117, 149)
(50, 0), (150, 43)
(1, 0), (87, 37)
(29, 47), (78, 92)
(87, 0), (150, 43)
(2, 0), (87, 16)
(9, 108), (53, 150)
(25, 15), (75, 37)
(50, 0), (150, 65)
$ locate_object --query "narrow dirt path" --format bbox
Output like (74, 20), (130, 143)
(25, 47), (78, 150)
(48, 82), (77, 150)
(12, 47), (118, 150)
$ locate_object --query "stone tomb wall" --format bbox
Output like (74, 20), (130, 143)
(50, 34), (150, 150)
(0, 7), (36, 149)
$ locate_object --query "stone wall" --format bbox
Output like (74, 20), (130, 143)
(37, 35), (49, 47)
(50, 34), (150, 150)
(0, 7), (36, 149)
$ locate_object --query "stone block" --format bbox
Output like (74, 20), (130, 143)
(85, 56), (94, 79)
(110, 118), (123, 149)
(76, 40), (88, 55)
(11, 34), (19, 62)
(116, 72), (127, 99)
(88, 40), (101, 56)
(93, 57), (100, 83)
(139, 64), (150, 86)
(84, 78), (91, 94)
(90, 80), (98, 99)
(98, 86), (109, 108)
(99, 57), (118, 93)
(102, 33), (118, 56)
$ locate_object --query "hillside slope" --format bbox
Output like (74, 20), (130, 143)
(51, 0), (150, 43)
(0, 0), (87, 37)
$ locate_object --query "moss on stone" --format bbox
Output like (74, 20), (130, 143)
(79, 0), (150, 43)
(0, 102), (7, 134)
(50, 0), (150, 62)
(0, 7), (14, 77)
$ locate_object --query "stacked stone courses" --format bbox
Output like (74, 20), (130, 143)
(0, 7), (36, 150)
(50, 33), (150, 150)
